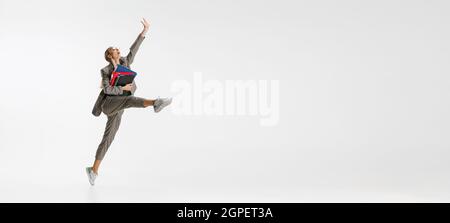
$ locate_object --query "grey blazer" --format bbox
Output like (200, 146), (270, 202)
(92, 34), (146, 117)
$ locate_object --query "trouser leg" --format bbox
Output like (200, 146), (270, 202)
(102, 96), (146, 116)
(95, 110), (124, 160)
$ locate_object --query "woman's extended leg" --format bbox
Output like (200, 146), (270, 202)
(102, 96), (144, 115)
(101, 95), (156, 115)
(92, 110), (124, 174)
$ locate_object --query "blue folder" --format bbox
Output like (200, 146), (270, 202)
(110, 65), (137, 96)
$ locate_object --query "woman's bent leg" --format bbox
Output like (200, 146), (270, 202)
(102, 96), (147, 116)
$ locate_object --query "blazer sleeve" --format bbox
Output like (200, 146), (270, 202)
(126, 34), (146, 65)
(126, 33), (145, 66)
(130, 80), (137, 95)
(101, 69), (123, 95)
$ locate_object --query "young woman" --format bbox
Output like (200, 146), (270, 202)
(86, 18), (172, 186)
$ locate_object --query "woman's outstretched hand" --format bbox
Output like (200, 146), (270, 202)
(140, 18), (150, 37)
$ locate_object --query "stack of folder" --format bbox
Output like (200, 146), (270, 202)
(110, 64), (137, 96)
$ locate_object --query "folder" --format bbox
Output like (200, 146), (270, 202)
(110, 65), (137, 95)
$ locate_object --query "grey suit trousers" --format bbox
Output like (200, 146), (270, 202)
(95, 95), (146, 160)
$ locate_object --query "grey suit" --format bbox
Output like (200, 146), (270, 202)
(92, 34), (147, 160)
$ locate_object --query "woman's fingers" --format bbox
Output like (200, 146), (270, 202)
(141, 18), (150, 27)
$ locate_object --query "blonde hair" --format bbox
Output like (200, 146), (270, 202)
(104, 47), (115, 63)
(100, 47), (116, 88)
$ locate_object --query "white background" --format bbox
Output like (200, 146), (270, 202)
(1, 0), (450, 202)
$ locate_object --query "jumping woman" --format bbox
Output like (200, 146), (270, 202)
(86, 18), (172, 186)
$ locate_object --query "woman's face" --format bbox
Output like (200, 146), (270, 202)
(109, 47), (121, 60)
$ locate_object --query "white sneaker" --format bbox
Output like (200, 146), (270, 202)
(154, 97), (172, 113)
(85, 167), (97, 186)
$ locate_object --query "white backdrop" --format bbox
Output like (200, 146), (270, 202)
(1, 0), (450, 202)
